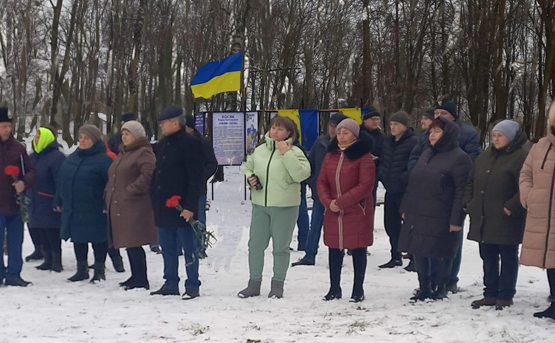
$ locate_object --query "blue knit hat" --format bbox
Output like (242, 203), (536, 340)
(436, 101), (457, 119)
(492, 120), (519, 142)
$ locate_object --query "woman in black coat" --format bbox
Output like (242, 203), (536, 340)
(28, 127), (65, 272)
(399, 117), (473, 301)
(464, 120), (528, 310)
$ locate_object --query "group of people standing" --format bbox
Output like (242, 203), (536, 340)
(0, 105), (217, 300)
(1, 99), (555, 320)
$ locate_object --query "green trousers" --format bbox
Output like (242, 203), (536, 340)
(248, 204), (299, 282)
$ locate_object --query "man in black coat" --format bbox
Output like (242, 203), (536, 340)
(377, 111), (418, 269)
(292, 111), (347, 266)
(360, 106), (385, 209)
(184, 114), (218, 225)
(149, 105), (205, 299)
(108, 112), (136, 153)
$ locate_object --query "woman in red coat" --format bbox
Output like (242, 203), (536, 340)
(317, 118), (375, 302)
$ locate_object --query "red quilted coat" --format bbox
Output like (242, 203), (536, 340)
(317, 132), (375, 250)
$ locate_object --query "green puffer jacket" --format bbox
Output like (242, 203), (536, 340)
(243, 133), (311, 207)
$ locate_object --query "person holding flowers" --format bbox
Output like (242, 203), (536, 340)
(105, 121), (157, 290)
(0, 107), (37, 286)
(55, 124), (113, 283)
(28, 125), (65, 273)
(149, 105), (205, 300)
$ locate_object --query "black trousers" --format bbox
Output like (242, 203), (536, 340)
(36, 228), (61, 254)
(329, 247), (367, 297)
(384, 192), (404, 260)
(73, 242), (108, 264)
(28, 227), (42, 250)
(415, 255), (453, 289)
(479, 243), (519, 300)
(126, 246), (148, 282)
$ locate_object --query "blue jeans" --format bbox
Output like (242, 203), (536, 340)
(198, 193), (207, 225)
(303, 199), (325, 262)
(0, 214), (24, 281)
(449, 226), (464, 286)
(158, 225), (200, 291)
(296, 189), (310, 250)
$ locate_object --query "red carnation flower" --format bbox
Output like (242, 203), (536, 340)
(4, 166), (20, 177)
(166, 195), (182, 209)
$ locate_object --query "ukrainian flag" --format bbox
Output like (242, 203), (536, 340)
(191, 52), (243, 99)
(277, 109), (319, 151)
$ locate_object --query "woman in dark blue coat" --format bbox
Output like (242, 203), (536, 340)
(55, 125), (113, 283)
(398, 117), (473, 301)
(28, 126), (65, 272)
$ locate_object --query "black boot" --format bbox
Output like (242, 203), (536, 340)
(68, 261), (89, 282)
(5, 277), (31, 287)
(432, 284), (448, 300)
(411, 256), (432, 302)
(351, 248), (367, 302)
(25, 249), (43, 262)
(326, 249), (343, 301)
(36, 250), (52, 271)
(110, 251), (125, 273)
(124, 248), (149, 290)
(90, 262), (106, 283)
(533, 301), (555, 319)
(378, 258), (402, 269)
(51, 252), (63, 273)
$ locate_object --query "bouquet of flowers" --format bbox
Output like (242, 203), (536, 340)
(166, 195), (216, 260)
(4, 165), (30, 220)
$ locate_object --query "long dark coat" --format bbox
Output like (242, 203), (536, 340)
(398, 118), (473, 259)
(28, 141), (65, 228)
(318, 133), (375, 250)
(55, 140), (113, 243)
(105, 137), (157, 249)
(0, 134), (37, 214)
(464, 131), (529, 245)
(150, 128), (205, 228)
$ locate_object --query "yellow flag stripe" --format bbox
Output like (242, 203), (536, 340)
(191, 70), (241, 99)
(340, 108), (362, 124)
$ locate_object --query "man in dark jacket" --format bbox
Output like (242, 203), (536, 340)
(408, 109), (435, 172)
(411, 101), (482, 292)
(108, 112), (136, 153)
(149, 105), (205, 299)
(184, 114), (218, 225)
(360, 106), (385, 209)
(378, 111), (418, 269)
(0, 107), (37, 286)
(292, 111), (347, 266)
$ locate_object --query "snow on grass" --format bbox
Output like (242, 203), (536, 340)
(1, 167), (553, 342)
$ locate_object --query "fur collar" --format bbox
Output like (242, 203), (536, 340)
(327, 131), (373, 161)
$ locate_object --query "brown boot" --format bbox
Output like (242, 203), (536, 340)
(495, 299), (513, 310)
(471, 297), (496, 309)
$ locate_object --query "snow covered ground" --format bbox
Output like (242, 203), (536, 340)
(1, 167), (554, 342)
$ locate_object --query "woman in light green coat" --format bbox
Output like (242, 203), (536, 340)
(238, 116), (311, 299)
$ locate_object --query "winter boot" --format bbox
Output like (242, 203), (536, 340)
(533, 300), (555, 319)
(182, 288), (200, 300)
(111, 255), (125, 273)
(432, 284), (448, 300)
(291, 257), (315, 267)
(36, 250), (52, 271)
(323, 289), (342, 301)
(268, 280), (284, 299)
(25, 249), (43, 262)
(410, 288), (432, 302)
(5, 277), (31, 287)
(90, 262), (106, 283)
(50, 252), (63, 273)
(237, 280), (261, 298)
(68, 261), (89, 282)
(471, 297), (497, 309)
(495, 299), (513, 310)
(349, 294), (365, 303)
(150, 284), (179, 296)
(378, 258), (402, 269)
(404, 260), (417, 272)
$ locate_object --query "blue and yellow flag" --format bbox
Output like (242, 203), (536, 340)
(191, 52), (243, 99)
(277, 109), (319, 151)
